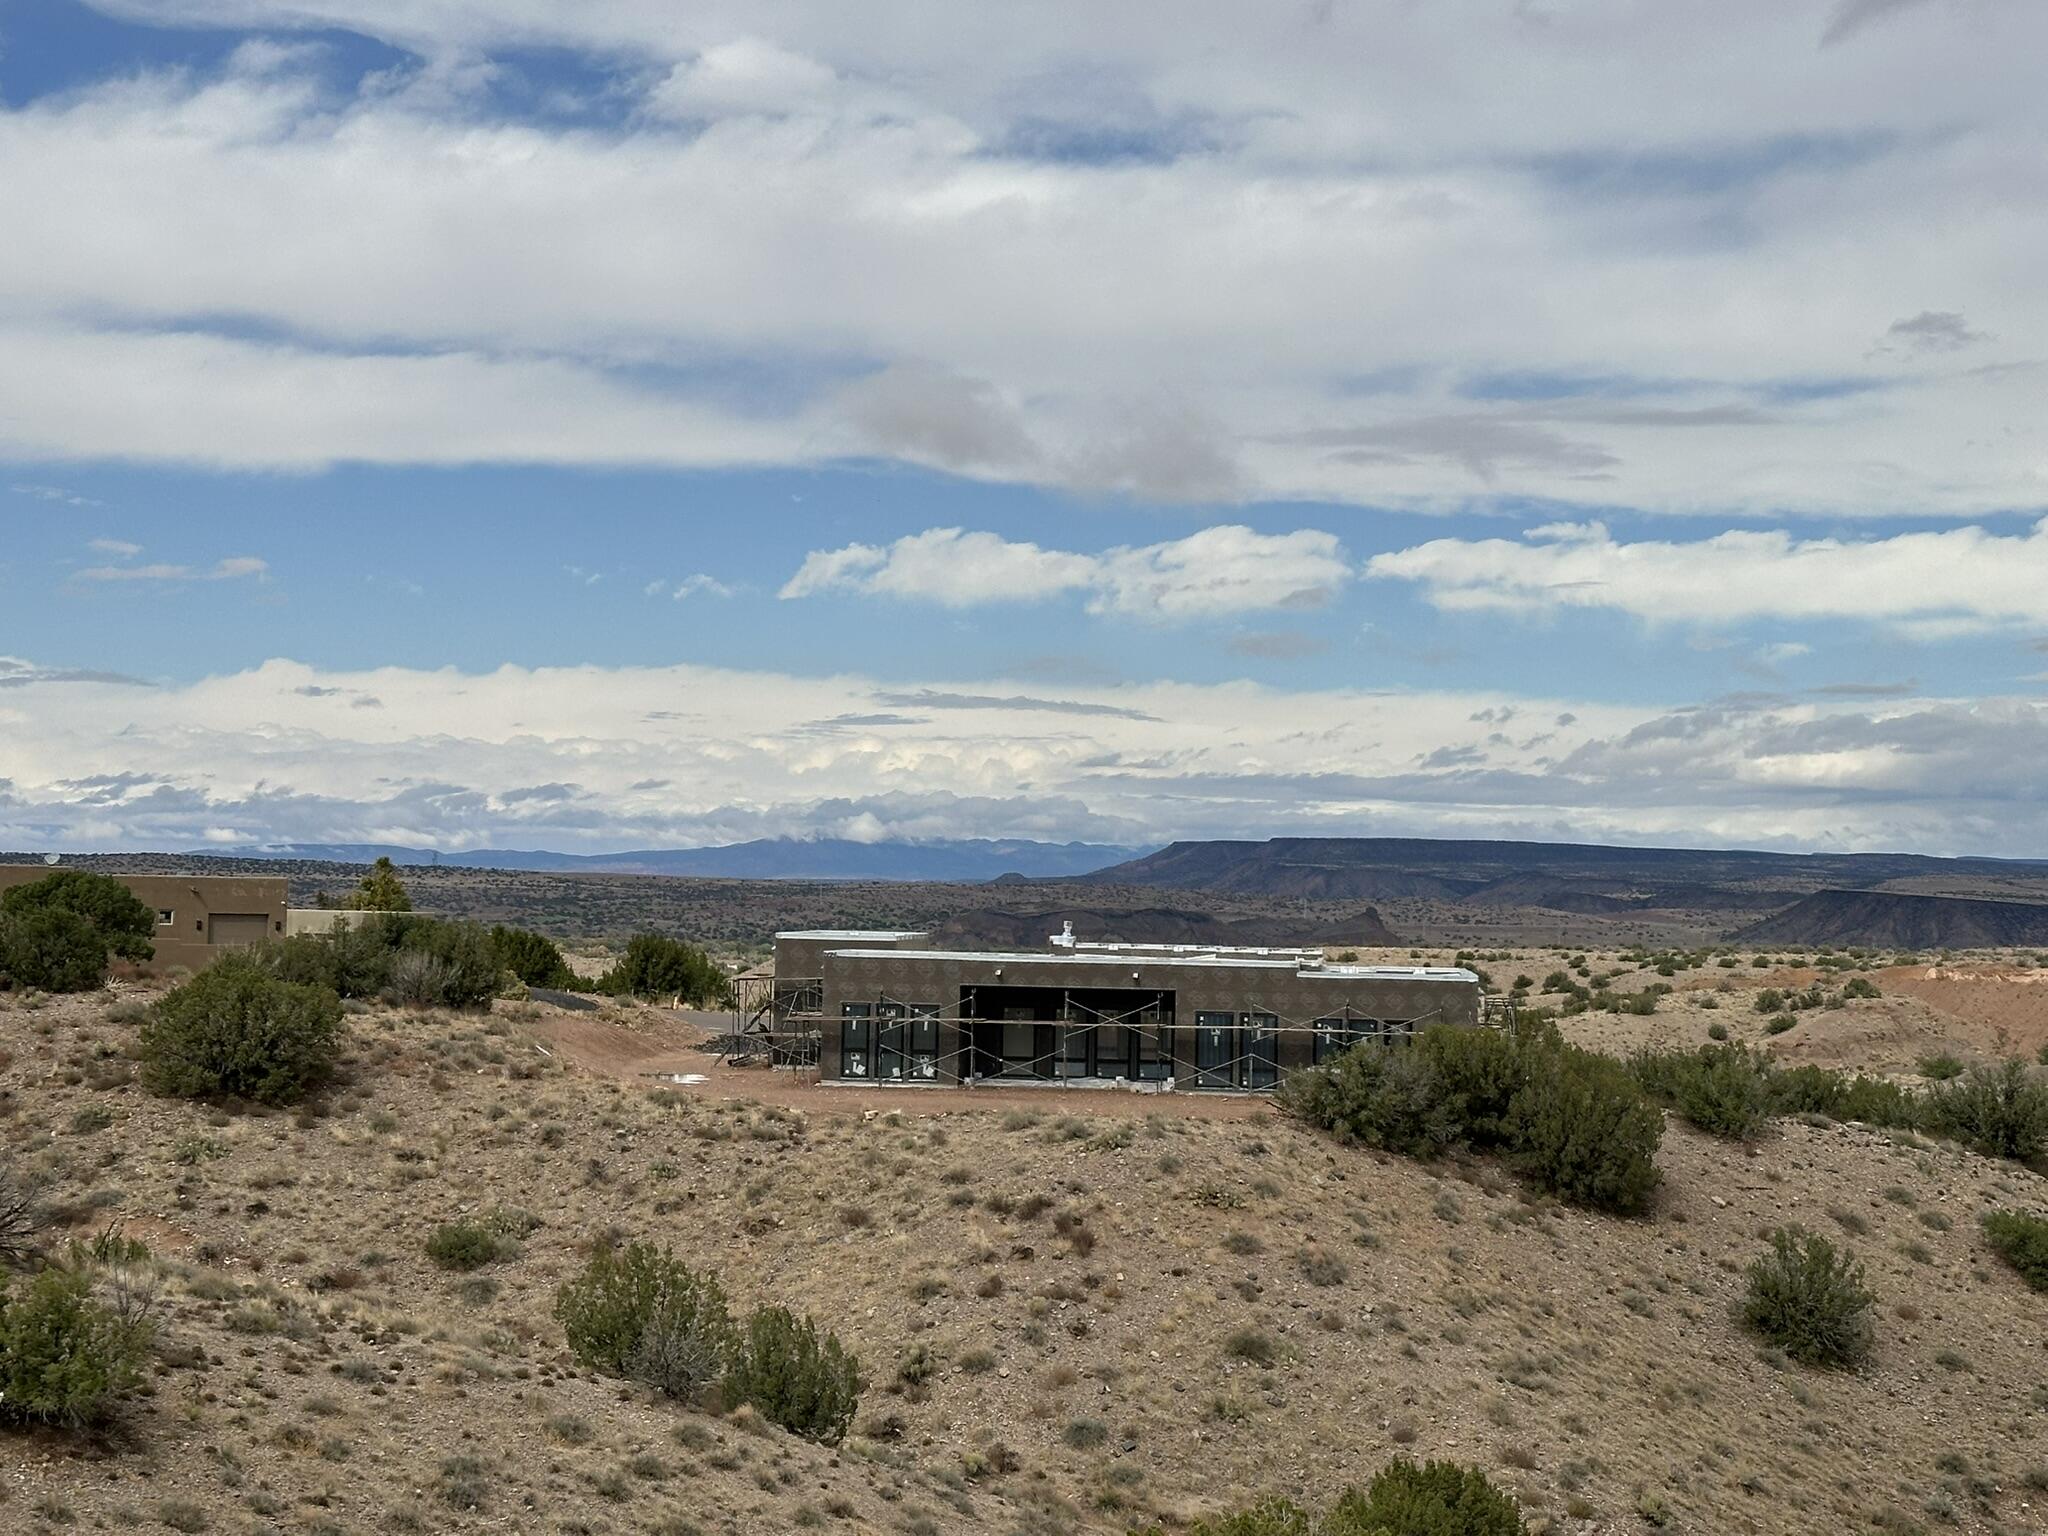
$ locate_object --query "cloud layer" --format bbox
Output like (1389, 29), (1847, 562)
(0, 4), (2041, 511)
(1369, 518), (2048, 636)
(5, 652), (2047, 857)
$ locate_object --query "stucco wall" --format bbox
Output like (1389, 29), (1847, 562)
(0, 866), (287, 974)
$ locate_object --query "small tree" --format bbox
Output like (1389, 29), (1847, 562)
(1741, 1225), (1874, 1368)
(724, 1305), (862, 1446)
(0, 870), (155, 963)
(599, 934), (730, 1007)
(139, 953), (344, 1105)
(1981, 1210), (2048, 1292)
(555, 1242), (735, 1398)
(489, 925), (576, 989)
(0, 906), (113, 993)
(0, 1268), (153, 1428)
(345, 856), (413, 912)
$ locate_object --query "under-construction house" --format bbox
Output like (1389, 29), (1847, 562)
(746, 924), (1483, 1091)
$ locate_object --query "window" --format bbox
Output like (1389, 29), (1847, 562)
(906, 1005), (940, 1079)
(1134, 1025), (1173, 1081)
(1194, 1011), (1238, 1089)
(156, 909), (174, 927)
(1313, 1014), (1388, 1063)
(1244, 1012), (1279, 1090)
(840, 1003), (872, 1079)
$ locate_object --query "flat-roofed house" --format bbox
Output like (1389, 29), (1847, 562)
(768, 923), (1484, 1091)
(0, 865), (287, 974)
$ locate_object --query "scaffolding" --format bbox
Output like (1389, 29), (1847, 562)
(717, 973), (824, 1069)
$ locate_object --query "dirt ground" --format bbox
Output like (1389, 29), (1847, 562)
(7, 949), (2048, 1535)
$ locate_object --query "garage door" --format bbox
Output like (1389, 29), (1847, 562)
(207, 913), (271, 947)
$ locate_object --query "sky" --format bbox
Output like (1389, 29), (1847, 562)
(1, 0), (2045, 859)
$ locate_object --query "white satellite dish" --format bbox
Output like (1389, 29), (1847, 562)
(42, 853), (60, 866)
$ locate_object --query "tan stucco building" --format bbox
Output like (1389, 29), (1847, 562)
(0, 866), (287, 974)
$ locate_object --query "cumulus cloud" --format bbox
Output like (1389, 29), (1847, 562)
(1368, 519), (2048, 634)
(0, 6), (2041, 511)
(782, 525), (1350, 618)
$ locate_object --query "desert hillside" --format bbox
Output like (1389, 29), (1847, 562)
(4, 946), (2048, 1534)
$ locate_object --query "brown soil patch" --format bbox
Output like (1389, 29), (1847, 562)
(1874, 963), (2048, 1060)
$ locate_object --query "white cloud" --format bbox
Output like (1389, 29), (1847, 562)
(670, 574), (734, 600)
(781, 525), (1349, 618)
(72, 554), (268, 583)
(3, 652), (2046, 855)
(1368, 519), (2048, 634)
(0, 8), (2043, 510)
(87, 537), (143, 557)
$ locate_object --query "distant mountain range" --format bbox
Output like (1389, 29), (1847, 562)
(1734, 889), (2048, 949)
(186, 837), (1148, 883)
(1083, 837), (2048, 910)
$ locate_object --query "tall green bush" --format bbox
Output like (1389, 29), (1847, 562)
(1628, 1043), (1770, 1139)
(1740, 1226), (1874, 1368)
(599, 934), (730, 1007)
(139, 953), (344, 1104)
(554, 1241), (735, 1398)
(0, 906), (114, 993)
(1325, 1458), (1526, 1536)
(1981, 1209), (2048, 1291)
(1281, 1026), (1660, 1215)
(0, 1268), (153, 1428)
(489, 925), (576, 988)
(724, 1305), (862, 1446)
(0, 870), (156, 963)
(1924, 1062), (2048, 1162)
(1277, 1040), (1458, 1158)
(1505, 1044), (1661, 1214)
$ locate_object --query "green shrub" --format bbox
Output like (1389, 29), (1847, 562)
(1981, 1210), (2048, 1291)
(1740, 1226), (1874, 1368)
(489, 925), (576, 989)
(1706, 1021), (1729, 1041)
(1629, 1044), (1769, 1139)
(425, 1222), (511, 1271)
(0, 906), (112, 993)
(0, 1268), (153, 1428)
(138, 953), (344, 1105)
(1277, 1040), (1458, 1158)
(1924, 1062), (2048, 1161)
(1167, 1460), (1526, 1536)
(0, 870), (155, 964)
(598, 934), (731, 1007)
(724, 1305), (862, 1446)
(555, 1242), (734, 1400)
(1762, 1014), (1795, 1035)
(1917, 1053), (1964, 1082)
(1327, 1458), (1526, 1535)
(1284, 1026), (1660, 1215)
(1506, 1044), (1661, 1214)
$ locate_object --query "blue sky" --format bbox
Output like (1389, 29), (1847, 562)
(2, 0), (2046, 857)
